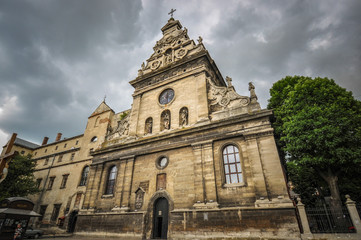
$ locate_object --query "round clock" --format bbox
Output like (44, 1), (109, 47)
(159, 89), (175, 105)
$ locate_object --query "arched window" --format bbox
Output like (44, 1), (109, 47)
(145, 117), (153, 134)
(223, 145), (242, 184)
(160, 110), (171, 131)
(105, 166), (117, 195)
(179, 107), (188, 126)
(79, 166), (89, 186)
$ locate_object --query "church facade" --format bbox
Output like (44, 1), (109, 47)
(1, 17), (300, 239)
(75, 18), (299, 239)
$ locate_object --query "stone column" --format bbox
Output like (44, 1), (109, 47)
(296, 198), (312, 236)
(345, 195), (361, 234)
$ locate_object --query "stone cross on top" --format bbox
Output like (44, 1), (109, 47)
(168, 8), (176, 18)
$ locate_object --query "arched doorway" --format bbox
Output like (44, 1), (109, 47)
(67, 210), (78, 233)
(152, 197), (169, 239)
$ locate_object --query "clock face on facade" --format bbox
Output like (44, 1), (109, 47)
(159, 89), (175, 105)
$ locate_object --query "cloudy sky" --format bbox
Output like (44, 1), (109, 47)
(1, 0), (360, 147)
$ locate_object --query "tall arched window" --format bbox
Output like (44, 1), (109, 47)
(105, 166), (117, 195)
(79, 166), (89, 186)
(223, 145), (243, 184)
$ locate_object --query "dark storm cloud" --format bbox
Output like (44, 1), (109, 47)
(0, 0), (360, 147)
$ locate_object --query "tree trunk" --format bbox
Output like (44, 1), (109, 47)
(319, 167), (346, 231)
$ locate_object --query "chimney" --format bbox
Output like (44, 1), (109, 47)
(55, 133), (62, 142)
(42, 137), (49, 145)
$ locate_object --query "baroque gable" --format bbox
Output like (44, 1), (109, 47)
(134, 18), (206, 83)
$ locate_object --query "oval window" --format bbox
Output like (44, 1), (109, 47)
(156, 156), (169, 169)
(159, 89), (175, 105)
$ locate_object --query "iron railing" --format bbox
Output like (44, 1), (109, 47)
(305, 205), (355, 233)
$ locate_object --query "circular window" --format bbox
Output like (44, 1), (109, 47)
(156, 156), (169, 169)
(159, 89), (175, 105)
(91, 136), (98, 142)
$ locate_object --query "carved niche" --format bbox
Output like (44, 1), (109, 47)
(135, 187), (145, 210)
(207, 77), (250, 112)
(179, 107), (188, 126)
(160, 110), (171, 131)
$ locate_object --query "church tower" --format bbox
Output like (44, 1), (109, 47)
(77, 17), (300, 240)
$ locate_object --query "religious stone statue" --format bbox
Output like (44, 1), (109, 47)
(141, 62), (145, 70)
(163, 112), (170, 130)
(226, 76), (233, 88)
(197, 36), (203, 44)
(180, 108), (188, 126)
(145, 118), (153, 134)
(249, 82), (258, 103)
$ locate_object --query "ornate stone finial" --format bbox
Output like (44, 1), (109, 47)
(296, 197), (304, 206)
(141, 62), (145, 70)
(197, 36), (203, 44)
(103, 95), (106, 102)
(168, 8), (176, 18)
(248, 82), (258, 103)
(345, 194), (355, 204)
(225, 76), (233, 88)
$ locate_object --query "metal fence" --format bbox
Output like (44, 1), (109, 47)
(305, 205), (356, 233)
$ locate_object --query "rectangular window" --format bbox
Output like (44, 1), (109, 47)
(58, 155), (63, 162)
(55, 146), (58, 150)
(156, 173), (166, 190)
(60, 174), (69, 189)
(47, 177), (55, 190)
(36, 178), (42, 188)
(75, 140), (79, 145)
(64, 143), (67, 148)
(34, 152), (37, 156)
(45, 149), (47, 153)
(39, 205), (47, 221)
(51, 204), (61, 221)
(70, 153), (75, 161)
(44, 158), (49, 165)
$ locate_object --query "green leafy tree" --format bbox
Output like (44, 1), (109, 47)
(268, 76), (361, 209)
(0, 154), (40, 201)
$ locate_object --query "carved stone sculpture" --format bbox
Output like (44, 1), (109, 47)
(106, 113), (130, 140)
(161, 111), (171, 130)
(249, 82), (258, 103)
(180, 107), (188, 126)
(145, 118), (153, 134)
(207, 78), (250, 112)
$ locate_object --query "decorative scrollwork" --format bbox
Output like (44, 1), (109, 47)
(207, 78), (250, 112)
(106, 113), (130, 140)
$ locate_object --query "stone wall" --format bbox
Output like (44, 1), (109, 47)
(76, 208), (300, 239)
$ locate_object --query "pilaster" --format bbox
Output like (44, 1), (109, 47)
(119, 156), (135, 210)
(192, 140), (219, 209)
(128, 95), (142, 136)
(195, 73), (210, 123)
(244, 136), (269, 205)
